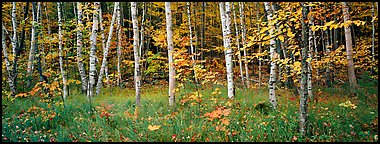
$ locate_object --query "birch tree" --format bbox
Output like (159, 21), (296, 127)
(165, 2), (176, 106)
(219, 2), (235, 99)
(10, 2), (18, 92)
(88, 2), (100, 100)
(232, 2), (245, 88)
(264, 2), (277, 109)
(99, 6), (110, 86)
(76, 2), (88, 93)
(116, 4), (122, 87)
(187, 2), (199, 84)
(307, 5), (314, 99)
(27, 2), (38, 87)
(239, 2), (250, 88)
(256, 3), (262, 87)
(2, 24), (16, 96)
(299, 2), (309, 136)
(131, 2), (141, 106)
(342, 2), (358, 89)
(58, 2), (68, 100)
(371, 2), (376, 75)
(95, 2), (119, 95)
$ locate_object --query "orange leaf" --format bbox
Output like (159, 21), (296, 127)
(148, 125), (160, 131)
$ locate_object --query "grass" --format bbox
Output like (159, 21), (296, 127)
(2, 79), (378, 142)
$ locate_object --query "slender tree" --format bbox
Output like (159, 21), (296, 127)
(299, 2), (310, 136)
(2, 24), (16, 96)
(371, 2), (376, 75)
(165, 2), (176, 106)
(256, 3), (262, 87)
(131, 2), (141, 106)
(88, 2), (100, 100)
(95, 2), (119, 95)
(239, 2), (250, 88)
(264, 2), (278, 109)
(76, 2), (88, 93)
(232, 2), (245, 88)
(342, 2), (358, 89)
(27, 2), (38, 87)
(99, 6), (110, 86)
(187, 2), (199, 84)
(57, 2), (68, 100)
(219, 2), (235, 99)
(115, 4), (122, 87)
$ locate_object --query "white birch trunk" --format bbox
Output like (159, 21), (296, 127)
(2, 24), (16, 95)
(307, 6), (313, 99)
(342, 2), (358, 88)
(187, 2), (199, 84)
(239, 2), (250, 88)
(264, 2), (277, 109)
(299, 2), (309, 135)
(165, 2), (176, 106)
(139, 2), (145, 58)
(256, 3), (262, 87)
(27, 2), (37, 87)
(220, 2), (235, 99)
(116, 4), (122, 87)
(131, 2), (141, 106)
(95, 2), (119, 95)
(371, 2), (376, 74)
(57, 2), (68, 100)
(76, 2), (88, 93)
(99, 6), (110, 86)
(232, 3), (245, 88)
(88, 2), (100, 99)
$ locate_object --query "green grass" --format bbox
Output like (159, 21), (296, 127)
(2, 79), (378, 142)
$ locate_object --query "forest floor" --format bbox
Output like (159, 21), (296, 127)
(2, 78), (378, 142)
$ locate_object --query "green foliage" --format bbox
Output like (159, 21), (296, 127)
(2, 81), (378, 142)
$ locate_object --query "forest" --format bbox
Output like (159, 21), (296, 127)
(1, 2), (378, 142)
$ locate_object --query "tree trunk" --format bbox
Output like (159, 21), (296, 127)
(187, 2), (199, 84)
(139, 2), (146, 58)
(76, 2), (88, 93)
(98, 6), (109, 87)
(256, 3), (262, 87)
(57, 2), (68, 100)
(88, 2), (100, 100)
(131, 2), (141, 106)
(371, 2), (376, 75)
(95, 2), (119, 95)
(219, 2), (235, 99)
(264, 2), (277, 109)
(35, 2), (44, 82)
(239, 2), (250, 88)
(115, 4), (122, 87)
(232, 3), (245, 88)
(2, 24), (16, 96)
(11, 2), (19, 91)
(27, 2), (38, 87)
(342, 2), (358, 89)
(299, 2), (309, 136)
(307, 6), (314, 99)
(165, 2), (176, 106)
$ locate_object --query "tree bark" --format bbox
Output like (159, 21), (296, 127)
(131, 2), (141, 106)
(88, 2), (100, 100)
(239, 2), (250, 88)
(114, 5), (122, 87)
(11, 2), (19, 92)
(299, 2), (309, 136)
(264, 2), (277, 109)
(76, 2), (88, 93)
(307, 6), (314, 99)
(98, 6), (109, 87)
(342, 2), (358, 89)
(165, 2), (176, 106)
(2, 24), (16, 96)
(256, 3), (262, 87)
(219, 2), (235, 99)
(35, 2), (44, 82)
(371, 2), (376, 75)
(27, 2), (38, 87)
(232, 3), (245, 88)
(95, 2), (119, 95)
(57, 2), (68, 100)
